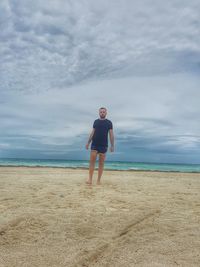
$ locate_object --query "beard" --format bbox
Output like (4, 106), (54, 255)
(100, 114), (106, 119)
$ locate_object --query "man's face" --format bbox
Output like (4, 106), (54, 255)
(99, 108), (107, 119)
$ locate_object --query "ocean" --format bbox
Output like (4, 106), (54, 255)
(0, 158), (200, 173)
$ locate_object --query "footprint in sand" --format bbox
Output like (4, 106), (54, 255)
(0, 216), (47, 246)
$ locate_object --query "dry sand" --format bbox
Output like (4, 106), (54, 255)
(0, 166), (200, 267)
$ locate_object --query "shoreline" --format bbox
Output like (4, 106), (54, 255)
(0, 164), (200, 174)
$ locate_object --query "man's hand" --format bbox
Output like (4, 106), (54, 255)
(85, 143), (89, 150)
(110, 146), (114, 152)
(109, 129), (114, 153)
(86, 129), (95, 150)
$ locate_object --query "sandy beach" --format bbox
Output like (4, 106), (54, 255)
(0, 166), (200, 267)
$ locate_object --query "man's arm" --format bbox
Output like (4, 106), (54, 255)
(85, 128), (95, 149)
(109, 129), (114, 152)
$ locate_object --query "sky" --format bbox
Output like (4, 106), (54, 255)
(0, 0), (200, 163)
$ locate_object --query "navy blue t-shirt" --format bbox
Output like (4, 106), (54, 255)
(92, 119), (113, 147)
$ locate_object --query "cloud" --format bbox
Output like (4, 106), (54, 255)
(1, 1), (200, 163)
(0, 73), (200, 163)
(0, 0), (200, 92)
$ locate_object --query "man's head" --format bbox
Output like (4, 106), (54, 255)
(99, 107), (107, 119)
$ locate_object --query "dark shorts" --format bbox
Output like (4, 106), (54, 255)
(91, 144), (108, 154)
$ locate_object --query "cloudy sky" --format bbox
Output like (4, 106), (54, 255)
(0, 0), (200, 163)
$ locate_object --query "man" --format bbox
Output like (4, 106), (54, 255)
(85, 107), (114, 185)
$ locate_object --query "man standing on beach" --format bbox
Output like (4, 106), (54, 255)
(85, 107), (114, 185)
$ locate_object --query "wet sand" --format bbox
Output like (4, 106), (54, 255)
(0, 166), (200, 267)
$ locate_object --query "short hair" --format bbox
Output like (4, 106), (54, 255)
(99, 107), (107, 111)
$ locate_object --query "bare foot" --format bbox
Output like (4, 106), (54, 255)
(86, 180), (92, 185)
(96, 181), (101, 185)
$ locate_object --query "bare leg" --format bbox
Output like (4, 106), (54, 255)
(86, 150), (97, 185)
(97, 153), (106, 185)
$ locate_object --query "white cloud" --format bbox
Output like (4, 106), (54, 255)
(1, 0), (200, 162)
(1, 73), (200, 151)
(1, 0), (200, 92)
(0, 143), (11, 149)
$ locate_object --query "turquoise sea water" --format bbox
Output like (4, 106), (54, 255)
(0, 158), (200, 173)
